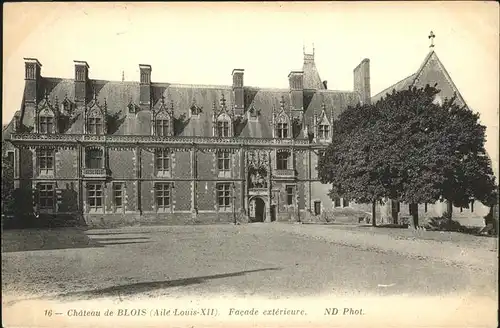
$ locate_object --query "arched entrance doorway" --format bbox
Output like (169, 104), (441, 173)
(254, 198), (266, 222)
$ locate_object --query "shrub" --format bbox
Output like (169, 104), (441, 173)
(425, 216), (463, 232)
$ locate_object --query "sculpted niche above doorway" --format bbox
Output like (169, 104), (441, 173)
(248, 150), (269, 189)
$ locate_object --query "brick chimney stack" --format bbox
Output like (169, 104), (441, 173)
(288, 71), (304, 111)
(74, 60), (90, 105)
(232, 69), (244, 116)
(24, 58), (42, 104)
(139, 64), (152, 110)
(353, 58), (371, 105)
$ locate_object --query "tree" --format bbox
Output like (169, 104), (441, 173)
(1, 156), (15, 215)
(318, 84), (497, 227)
(318, 103), (388, 226)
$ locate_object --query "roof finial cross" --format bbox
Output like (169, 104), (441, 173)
(428, 31), (436, 49)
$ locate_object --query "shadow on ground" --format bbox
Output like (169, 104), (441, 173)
(1, 229), (152, 253)
(4, 268), (282, 305)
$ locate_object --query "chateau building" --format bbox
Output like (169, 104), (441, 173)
(3, 43), (491, 227)
(3, 50), (370, 226)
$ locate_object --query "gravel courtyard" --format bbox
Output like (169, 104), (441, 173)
(2, 223), (497, 303)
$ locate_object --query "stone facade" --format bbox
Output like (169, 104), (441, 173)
(4, 50), (490, 228)
(6, 52), (365, 227)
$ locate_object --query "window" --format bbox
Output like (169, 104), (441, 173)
(155, 149), (171, 175)
(88, 117), (103, 135)
(85, 149), (103, 169)
(217, 121), (230, 137)
(277, 123), (288, 138)
(314, 201), (321, 216)
(38, 183), (55, 210)
(37, 149), (54, 175)
(286, 186), (295, 205)
(39, 116), (54, 134)
(217, 151), (230, 172)
(424, 203), (428, 213)
(87, 183), (103, 211)
(343, 198), (350, 207)
(334, 197), (341, 208)
(155, 119), (170, 136)
(155, 183), (171, 211)
(318, 124), (330, 140)
(113, 183), (124, 212)
(277, 152), (289, 170)
(470, 200), (474, 213)
(217, 183), (232, 211)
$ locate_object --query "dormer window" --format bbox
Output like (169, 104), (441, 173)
(217, 120), (230, 137)
(39, 116), (54, 134)
(88, 117), (103, 135)
(152, 95), (174, 137)
(212, 94), (233, 137)
(155, 119), (170, 136)
(85, 91), (107, 135)
(277, 123), (288, 138)
(318, 123), (330, 140)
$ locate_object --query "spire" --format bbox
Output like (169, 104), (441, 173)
(280, 95), (286, 111)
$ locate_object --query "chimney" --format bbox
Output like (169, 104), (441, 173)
(322, 80), (328, 89)
(232, 69), (244, 116)
(288, 71), (304, 111)
(23, 58), (42, 104)
(74, 60), (90, 105)
(353, 58), (371, 105)
(139, 64), (152, 110)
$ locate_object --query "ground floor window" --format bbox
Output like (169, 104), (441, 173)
(38, 183), (55, 210)
(155, 183), (171, 211)
(314, 201), (321, 216)
(334, 197), (341, 208)
(343, 198), (349, 207)
(87, 183), (103, 212)
(286, 186), (295, 206)
(217, 183), (232, 211)
(113, 183), (124, 212)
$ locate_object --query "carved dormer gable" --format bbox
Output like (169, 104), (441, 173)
(314, 101), (332, 142)
(35, 90), (58, 134)
(151, 94), (174, 136)
(84, 90), (107, 135)
(272, 95), (291, 139)
(212, 93), (234, 137)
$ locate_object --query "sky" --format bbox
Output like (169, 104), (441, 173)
(3, 2), (499, 171)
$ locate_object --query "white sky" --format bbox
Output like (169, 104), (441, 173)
(3, 2), (499, 172)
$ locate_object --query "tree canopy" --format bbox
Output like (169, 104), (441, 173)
(318, 84), (498, 226)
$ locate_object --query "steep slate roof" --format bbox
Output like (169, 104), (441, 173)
(15, 55), (361, 138)
(371, 50), (467, 107)
(303, 52), (326, 90)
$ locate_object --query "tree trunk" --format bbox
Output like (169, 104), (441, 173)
(410, 203), (419, 227)
(391, 199), (399, 225)
(371, 200), (377, 227)
(445, 200), (453, 221)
